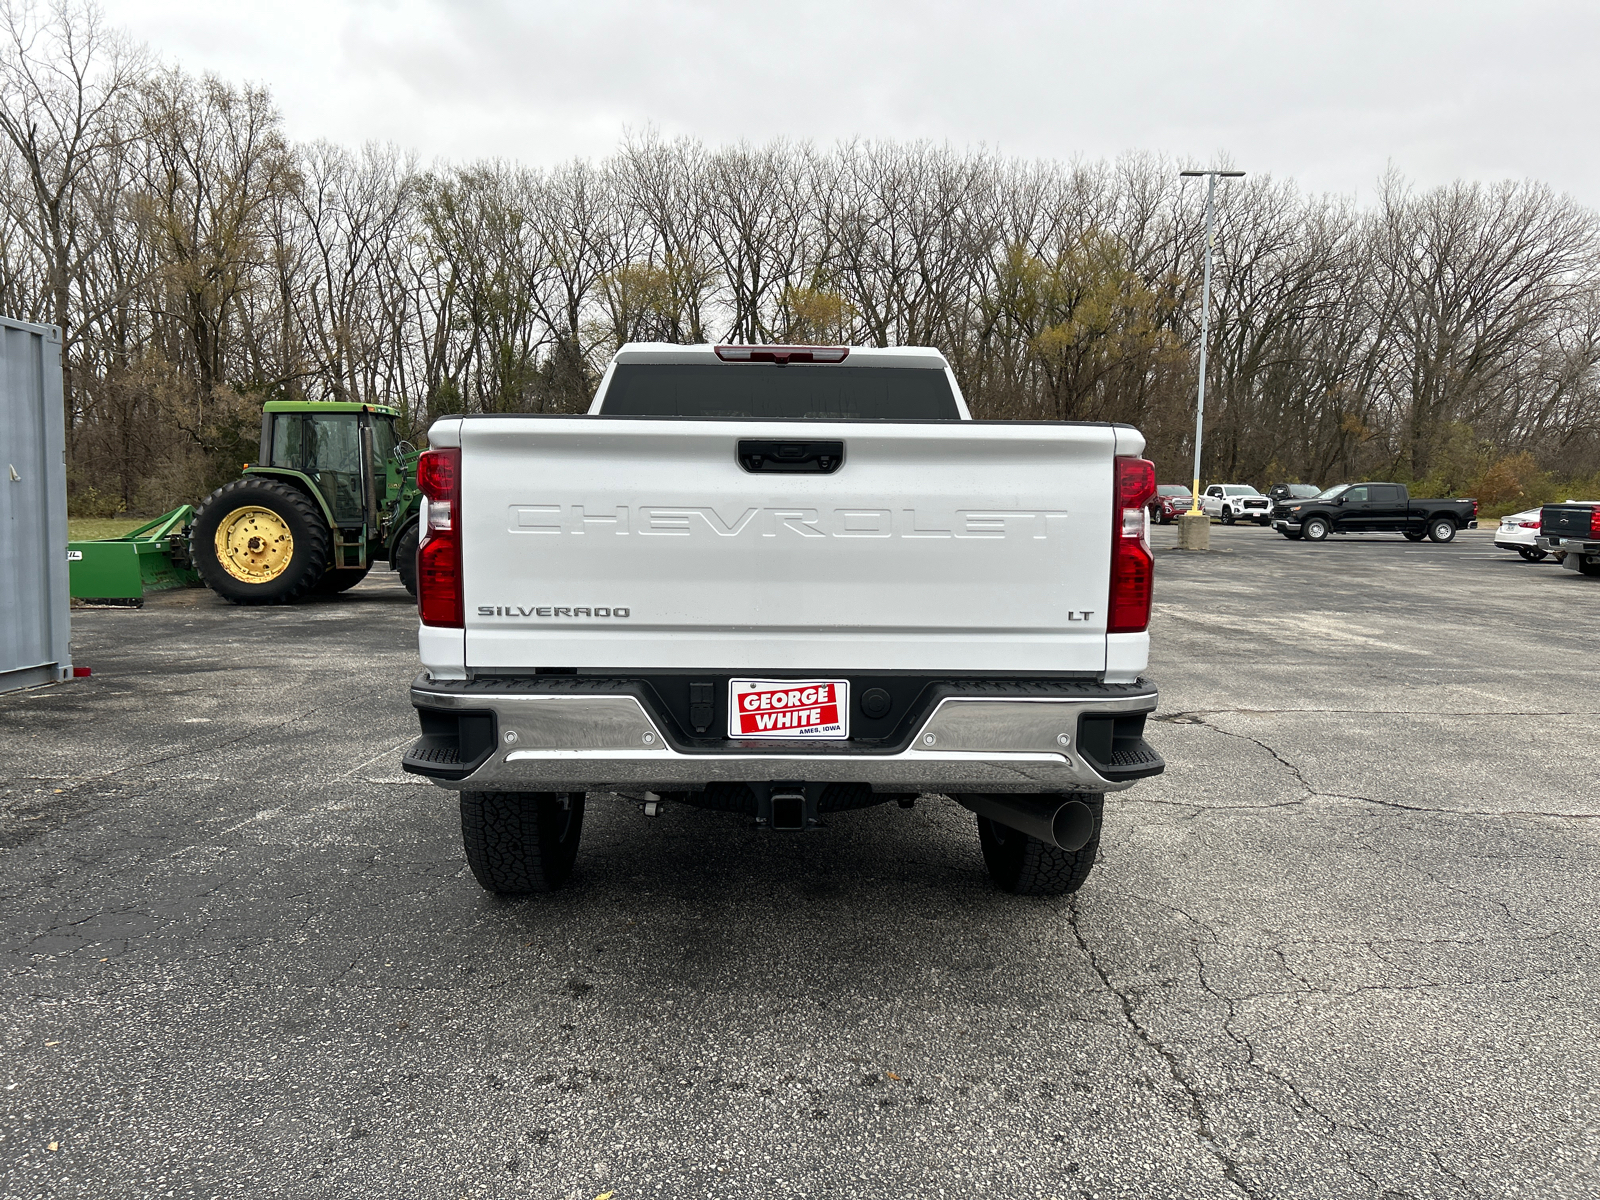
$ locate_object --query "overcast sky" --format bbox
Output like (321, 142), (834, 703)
(99, 0), (1600, 205)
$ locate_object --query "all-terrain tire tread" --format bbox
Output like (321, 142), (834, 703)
(460, 791), (584, 895)
(1014, 830), (1099, 894)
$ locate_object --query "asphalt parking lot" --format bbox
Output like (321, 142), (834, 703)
(3, 524), (1598, 1199)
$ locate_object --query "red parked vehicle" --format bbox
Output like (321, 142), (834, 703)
(1149, 484), (1193, 524)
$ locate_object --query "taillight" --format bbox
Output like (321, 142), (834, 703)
(1528, 520), (1540, 531)
(416, 448), (462, 628)
(1591, 507), (1600, 536)
(1109, 456), (1157, 634)
(1472, 499), (1479, 517)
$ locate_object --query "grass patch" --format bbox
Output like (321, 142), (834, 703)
(68, 517), (153, 541)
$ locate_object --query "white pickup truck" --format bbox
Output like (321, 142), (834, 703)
(1199, 484), (1272, 525)
(403, 343), (1164, 897)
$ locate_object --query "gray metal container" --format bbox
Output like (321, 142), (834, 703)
(0, 316), (71, 693)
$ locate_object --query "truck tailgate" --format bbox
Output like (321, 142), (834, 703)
(1541, 503), (1598, 538)
(455, 417), (1126, 674)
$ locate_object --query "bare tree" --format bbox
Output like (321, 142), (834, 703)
(0, 0), (142, 417)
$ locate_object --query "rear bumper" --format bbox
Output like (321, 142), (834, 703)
(1540, 535), (1597, 568)
(404, 675), (1163, 794)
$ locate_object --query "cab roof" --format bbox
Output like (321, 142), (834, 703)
(611, 343), (951, 370)
(263, 400), (401, 417)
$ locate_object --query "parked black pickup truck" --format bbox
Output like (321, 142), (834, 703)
(1272, 483), (1478, 543)
(1536, 503), (1600, 576)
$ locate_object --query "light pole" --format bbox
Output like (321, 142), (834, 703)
(1179, 168), (1244, 515)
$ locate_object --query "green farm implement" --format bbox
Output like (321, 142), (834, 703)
(68, 506), (199, 602)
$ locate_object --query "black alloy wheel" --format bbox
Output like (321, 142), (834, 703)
(1221, 506), (1235, 525)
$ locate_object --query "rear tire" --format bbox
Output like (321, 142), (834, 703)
(191, 477), (330, 604)
(1517, 546), (1548, 562)
(315, 567), (370, 594)
(394, 524), (419, 597)
(1302, 516), (1331, 542)
(1428, 518), (1457, 543)
(1579, 556), (1600, 577)
(1403, 531), (1426, 542)
(1257, 517), (1271, 526)
(976, 795), (1103, 896)
(460, 791), (585, 895)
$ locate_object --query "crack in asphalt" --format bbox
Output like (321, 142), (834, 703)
(1191, 941), (1487, 1199)
(1188, 942), (1387, 1195)
(1068, 897), (1262, 1199)
(1162, 714), (1600, 821)
(1070, 892), (1504, 1199)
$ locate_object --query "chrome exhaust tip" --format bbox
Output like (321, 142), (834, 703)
(953, 793), (1097, 850)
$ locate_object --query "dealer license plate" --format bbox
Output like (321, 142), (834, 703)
(728, 679), (849, 739)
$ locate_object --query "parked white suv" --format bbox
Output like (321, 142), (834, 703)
(403, 343), (1165, 898)
(1200, 484), (1272, 525)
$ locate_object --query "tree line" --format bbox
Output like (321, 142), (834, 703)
(5, 1), (1600, 515)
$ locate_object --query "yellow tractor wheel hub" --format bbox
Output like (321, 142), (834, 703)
(215, 506), (295, 583)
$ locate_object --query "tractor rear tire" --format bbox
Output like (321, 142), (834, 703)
(460, 791), (585, 895)
(191, 477), (330, 605)
(394, 525), (419, 597)
(976, 795), (1103, 896)
(315, 567), (370, 594)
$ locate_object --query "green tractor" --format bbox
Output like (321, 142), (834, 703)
(189, 400), (423, 604)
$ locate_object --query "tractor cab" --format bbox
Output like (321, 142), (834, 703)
(256, 402), (405, 531)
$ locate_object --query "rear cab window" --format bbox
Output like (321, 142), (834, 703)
(599, 363), (960, 420)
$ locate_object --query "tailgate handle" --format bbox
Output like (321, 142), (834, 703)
(737, 440), (844, 474)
